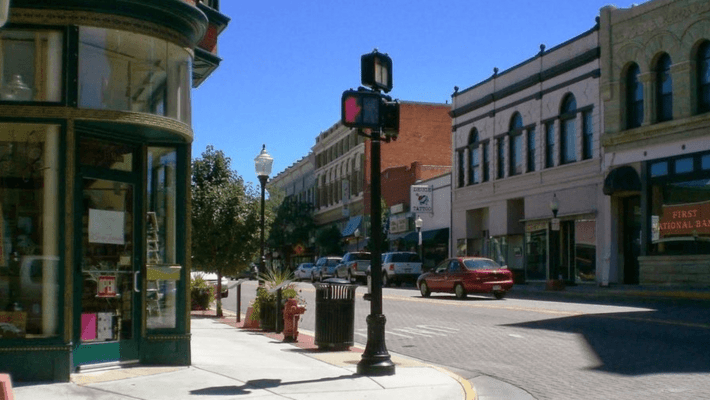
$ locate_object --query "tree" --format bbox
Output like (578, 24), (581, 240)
(191, 146), (260, 316)
(266, 197), (316, 269)
(315, 225), (344, 256)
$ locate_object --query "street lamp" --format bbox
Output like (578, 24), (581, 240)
(548, 194), (563, 290)
(414, 216), (423, 262)
(354, 228), (361, 251)
(255, 144), (273, 285)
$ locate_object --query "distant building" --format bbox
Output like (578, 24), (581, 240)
(450, 25), (604, 284)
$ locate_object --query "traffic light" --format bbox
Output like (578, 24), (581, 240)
(381, 98), (399, 140)
(341, 89), (382, 129)
(361, 50), (393, 93)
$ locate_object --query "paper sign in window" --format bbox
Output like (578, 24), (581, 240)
(88, 209), (125, 245)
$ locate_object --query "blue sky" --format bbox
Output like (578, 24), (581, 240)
(192, 0), (642, 187)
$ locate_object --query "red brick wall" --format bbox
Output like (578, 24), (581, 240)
(364, 102), (451, 213)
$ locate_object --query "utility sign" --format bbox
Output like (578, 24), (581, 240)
(341, 89), (382, 129)
(411, 185), (433, 214)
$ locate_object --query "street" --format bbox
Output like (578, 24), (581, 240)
(223, 280), (710, 400)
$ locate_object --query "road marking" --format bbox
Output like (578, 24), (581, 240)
(508, 334), (524, 338)
(356, 329), (415, 339)
(416, 325), (460, 333)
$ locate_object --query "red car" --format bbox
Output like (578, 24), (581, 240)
(417, 257), (513, 300)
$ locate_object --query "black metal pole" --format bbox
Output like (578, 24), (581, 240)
(237, 283), (242, 323)
(258, 175), (268, 286)
(357, 129), (395, 376)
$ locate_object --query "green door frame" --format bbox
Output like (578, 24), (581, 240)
(72, 148), (144, 368)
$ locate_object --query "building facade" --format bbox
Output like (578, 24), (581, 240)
(450, 25), (605, 284)
(311, 101), (451, 255)
(0, 0), (228, 381)
(599, 0), (710, 285)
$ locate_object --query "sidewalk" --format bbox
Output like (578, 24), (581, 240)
(508, 281), (710, 302)
(11, 310), (476, 400)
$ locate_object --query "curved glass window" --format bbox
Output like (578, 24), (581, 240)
(79, 27), (192, 124)
(1, 123), (61, 339)
(0, 29), (63, 102)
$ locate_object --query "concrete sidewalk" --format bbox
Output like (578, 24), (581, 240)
(12, 314), (475, 400)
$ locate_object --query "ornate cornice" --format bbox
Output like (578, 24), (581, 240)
(11, 0), (208, 48)
(0, 106), (194, 142)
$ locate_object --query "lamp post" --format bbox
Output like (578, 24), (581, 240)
(255, 144), (273, 286)
(548, 193), (563, 290)
(414, 216), (423, 262)
(354, 228), (361, 251)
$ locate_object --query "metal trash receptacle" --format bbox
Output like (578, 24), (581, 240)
(313, 278), (357, 350)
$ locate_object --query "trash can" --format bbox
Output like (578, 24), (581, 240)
(313, 278), (357, 350)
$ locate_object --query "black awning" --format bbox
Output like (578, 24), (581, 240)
(603, 166), (641, 195)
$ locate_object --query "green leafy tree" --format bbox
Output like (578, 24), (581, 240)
(191, 145), (260, 316)
(315, 225), (343, 256)
(266, 198), (316, 269)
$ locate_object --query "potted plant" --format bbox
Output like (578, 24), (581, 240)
(249, 265), (304, 332)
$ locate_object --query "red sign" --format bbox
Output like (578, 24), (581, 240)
(97, 276), (117, 298)
(658, 201), (710, 237)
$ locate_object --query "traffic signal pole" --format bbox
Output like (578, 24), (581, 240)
(357, 127), (395, 376)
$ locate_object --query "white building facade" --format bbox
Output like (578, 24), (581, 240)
(450, 25), (607, 284)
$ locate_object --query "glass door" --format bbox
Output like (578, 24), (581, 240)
(74, 178), (140, 365)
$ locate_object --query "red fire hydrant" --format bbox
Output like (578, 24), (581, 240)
(282, 298), (306, 342)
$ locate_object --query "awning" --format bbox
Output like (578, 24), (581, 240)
(603, 166), (641, 195)
(341, 215), (363, 237)
(401, 228), (449, 244)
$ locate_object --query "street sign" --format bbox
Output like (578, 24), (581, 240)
(551, 218), (560, 231)
(411, 185), (433, 213)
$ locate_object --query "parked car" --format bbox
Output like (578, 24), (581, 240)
(417, 257), (514, 300)
(335, 251), (370, 283)
(380, 251), (422, 287)
(313, 256), (342, 282)
(191, 271), (229, 297)
(236, 264), (258, 280)
(294, 262), (315, 281)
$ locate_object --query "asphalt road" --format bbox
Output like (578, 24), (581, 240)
(222, 280), (710, 400)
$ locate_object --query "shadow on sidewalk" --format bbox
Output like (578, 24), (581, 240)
(189, 374), (356, 396)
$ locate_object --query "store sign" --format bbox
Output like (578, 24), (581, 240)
(411, 185), (433, 213)
(97, 275), (117, 298)
(657, 201), (710, 238)
(389, 216), (409, 234)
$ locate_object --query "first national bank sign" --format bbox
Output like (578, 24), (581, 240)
(411, 185), (433, 214)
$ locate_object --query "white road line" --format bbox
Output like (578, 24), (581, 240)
(393, 328), (436, 337)
(385, 330), (415, 339)
(416, 325), (460, 333)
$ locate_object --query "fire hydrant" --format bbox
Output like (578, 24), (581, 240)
(282, 298), (306, 342)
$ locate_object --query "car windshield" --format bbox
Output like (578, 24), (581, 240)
(351, 253), (370, 261)
(389, 253), (420, 263)
(463, 259), (501, 270)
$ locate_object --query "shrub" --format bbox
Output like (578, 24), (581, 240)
(191, 274), (215, 310)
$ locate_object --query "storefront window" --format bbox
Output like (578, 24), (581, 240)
(651, 178), (710, 255)
(0, 29), (63, 102)
(78, 27), (192, 124)
(575, 220), (596, 282)
(0, 123), (61, 339)
(146, 147), (179, 330)
(525, 222), (548, 281)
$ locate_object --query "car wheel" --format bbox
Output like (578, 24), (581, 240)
(455, 283), (467, 299)
(419, 281), (431, 297)
(382, 273), (389, 287)
(493, 291), (506, 300)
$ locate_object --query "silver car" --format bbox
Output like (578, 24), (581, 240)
(294, 262), (315, 281)
(335, 251), (371, 283)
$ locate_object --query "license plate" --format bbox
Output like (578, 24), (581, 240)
(492, 285), (501, 291)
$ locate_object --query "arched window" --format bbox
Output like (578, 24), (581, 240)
(656, 54), (673, 122)
(509, 113), (523, 176)
(698, 42), (710, 114)
(626, 64), (644, 129)
(468, 129), (480, 184)
(560, 94), (577, 165)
